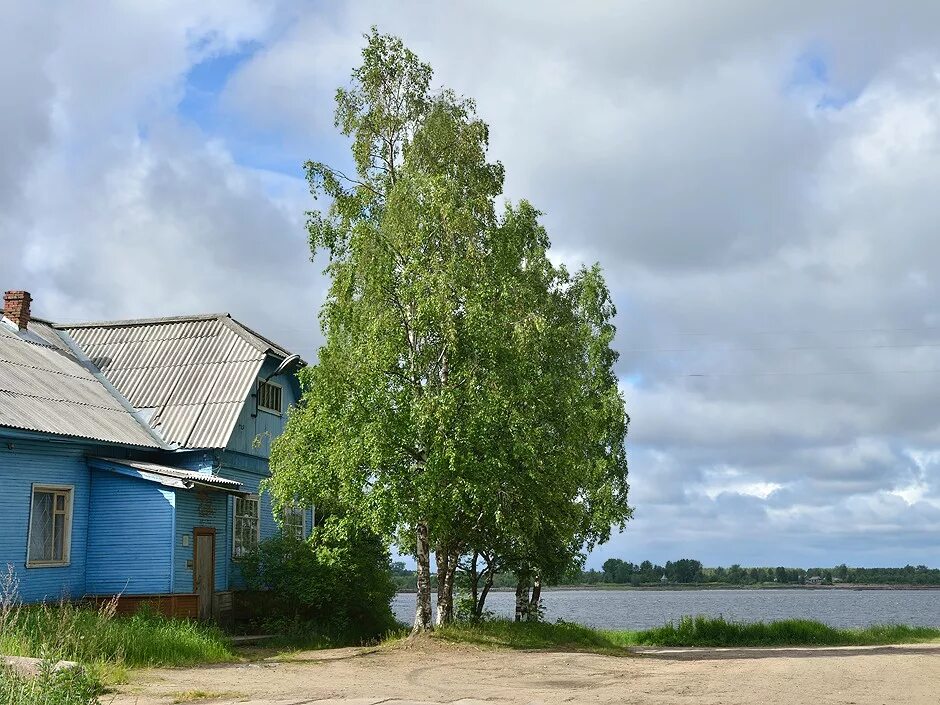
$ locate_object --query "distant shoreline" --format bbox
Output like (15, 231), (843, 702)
(395, 583), (940, 594)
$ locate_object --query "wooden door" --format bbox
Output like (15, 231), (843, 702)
(193, 528), (216, 621)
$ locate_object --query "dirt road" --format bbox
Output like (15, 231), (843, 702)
(110, 640), (940, 705)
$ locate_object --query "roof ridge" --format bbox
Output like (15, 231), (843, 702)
(216, 315), (288, 358)
(53, 313), (229, 329)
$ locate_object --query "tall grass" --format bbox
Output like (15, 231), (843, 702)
(436, 616), (940, 651)
(0, 602), (234, 668)
(0, 664), (101, 705)
(0, 565), (233, 676)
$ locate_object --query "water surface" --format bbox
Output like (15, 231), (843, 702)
(393, 588), (940, 629)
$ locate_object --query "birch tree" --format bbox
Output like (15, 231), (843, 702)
(269, 29), (630, 633)
(269, 29), (505, 633)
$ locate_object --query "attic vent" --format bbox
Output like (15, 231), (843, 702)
(257, 379), (282, 415)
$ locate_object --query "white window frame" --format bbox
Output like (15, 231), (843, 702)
(257, 379), (283, 415)
(232, 494), (260, 559)
(26, 484), (74, 568)
(282, 504), (306, 540)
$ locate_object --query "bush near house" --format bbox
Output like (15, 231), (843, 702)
(240, 523), (398, 643)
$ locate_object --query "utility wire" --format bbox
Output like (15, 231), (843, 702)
(622, 342), (940, 354)
(681, 368), (940, 378)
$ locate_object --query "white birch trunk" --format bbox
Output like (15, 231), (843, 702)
(412, 522), (433, 634)
(514, 576), (530, 622)
(527, 573), (542, 621)
(434, 546), (451, 627)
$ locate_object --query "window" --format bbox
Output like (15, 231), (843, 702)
(257, 380), (282, 414)
(282, 504), (306, 540)
(232, 495), (259, 558)
(27, 485), (73, 566)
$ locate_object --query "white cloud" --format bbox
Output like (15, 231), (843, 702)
(5, 0), (940, 566)
(0, 1), (322, 360)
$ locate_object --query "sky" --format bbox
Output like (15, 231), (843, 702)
(3, 1), (940, 569)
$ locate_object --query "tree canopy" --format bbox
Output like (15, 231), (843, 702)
(269, 28), (631, 631)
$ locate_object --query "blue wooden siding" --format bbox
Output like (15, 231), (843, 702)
(0, 435), (92, 602)
(86, 470), (174, 594)
(225, 360), (300, 458)
(172, 488), (229, 594)
(1, 356), (305, 603)
(222, 361), (303, 588)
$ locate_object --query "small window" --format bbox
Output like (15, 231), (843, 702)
(233, 495), (260, 558)
(257, 380), (282, 415)
(28, 485), (73, 567)
(282, 504), (306, 540)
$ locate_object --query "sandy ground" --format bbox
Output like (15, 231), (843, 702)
(109, 640), (940, 705)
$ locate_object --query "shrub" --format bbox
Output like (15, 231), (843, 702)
(240, 521), (398, 641)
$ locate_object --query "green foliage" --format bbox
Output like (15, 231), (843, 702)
(0, 602), (232, 671)
(270, 27), (631, 629)
(434, 617), (940, 651)
(0, 663), (101, 705)
(239, 523), (398, 640)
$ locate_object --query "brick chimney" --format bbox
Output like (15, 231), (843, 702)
(3, 291), (32, 330)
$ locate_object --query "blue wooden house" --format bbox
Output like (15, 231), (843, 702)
(0, 290), (307, 620)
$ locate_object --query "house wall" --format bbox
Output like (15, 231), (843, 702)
(0, 435), (92, 602)
(161, 451), (230, 595)
(222, 359), (305, 590)
(85, 470), (175, 595)
(226, 358), (301, 459)
(171, 488), (230, 594)
(0, 357), (307, 605)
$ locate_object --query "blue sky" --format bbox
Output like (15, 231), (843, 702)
(3, 1), (940, 569)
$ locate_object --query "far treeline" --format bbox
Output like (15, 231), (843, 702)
(391, 559), (940, 590)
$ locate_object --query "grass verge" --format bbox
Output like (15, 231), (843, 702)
(435, 616), (940, 651)
(632, 616), (940, 647)
(0, 600), (234, 684)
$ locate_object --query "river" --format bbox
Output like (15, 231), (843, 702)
(392, 588), (940, 629)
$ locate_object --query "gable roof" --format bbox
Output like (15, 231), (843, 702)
(0, 320), (161, 447)
(56, 314), (297, 450)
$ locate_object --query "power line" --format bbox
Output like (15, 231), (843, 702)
(665, 324), (940, 337)
(682, 368), (940, 378)
(622, 342), (940, 354)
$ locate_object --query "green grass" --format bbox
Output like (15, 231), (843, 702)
(435, 616), (940, 651)
(436, 619), (628, 652)
(0, 600), (234, 681)
(631, 616), (940, 647)
(0, 664), (102, 705)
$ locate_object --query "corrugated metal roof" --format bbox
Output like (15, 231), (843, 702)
(57, 314), (290, 449)
(0, 322), (161, 447)
(91, 457), (247, 494)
